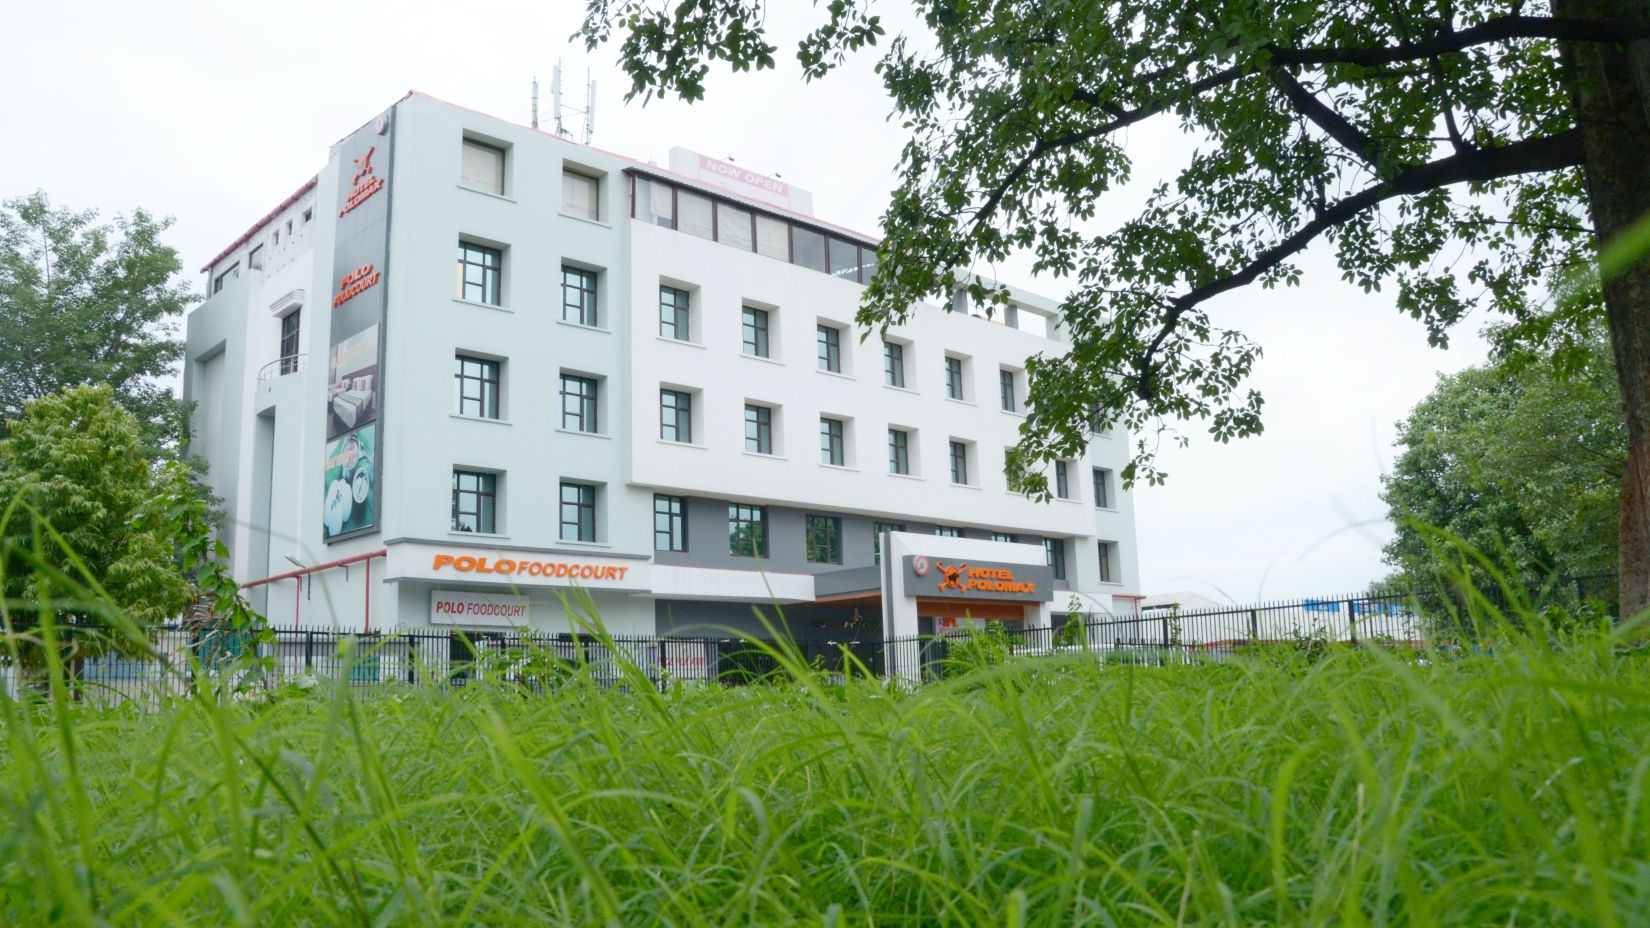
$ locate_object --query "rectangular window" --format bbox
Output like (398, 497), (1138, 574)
(213, 263), (239, 294)
(1055, 461), (1070, 499)
(634, 177), (675, 227)
(654, 494), (687, 552)
(453, 355), (501, 419)
(992, 532), (1017, 543)
(248, 244), (265, 270)
(1000, 369), (1017, 412)
(820, 416), (845, 466)
(562, 169), (600, 220)
(944, 356), (963, 400)
(462, 140), (505, 195)
(934, 526), (960, 537)
(883, 341), (905, 388)
(744, 403), (773, 454)
(278, 310), (301, 373)
(872, 521), (906, 565)
(717, 202), (753, 250)
(678, 190), (714, 240)
(791, 226), (826, 271)
(755, 214), (789, 259)
(949, 440), (969, 485)
(1098, 542), (1116, 583)
(729, 504), (767, 557)
(1093, 468), (1111, 508)
(561, 266), (599, 326)
(559, 482), (596, 542)
(457, 242), (501, 305)
(1045, 538), (1067, 581)
(451, 470), (497, 533)
(805, 514), (843, 564)
(742, 306), (770, 358)
(660, 389), (693, 442)
(660, 285), (691, 340)
(888, 428), (910, 475)
(816, 324), (841, 372)
(827, 237), (859, 280)
(560, 374), (598, 433)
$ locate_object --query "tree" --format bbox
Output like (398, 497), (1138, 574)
(1382, 322), (1623, 586)
(0, 191), (191, 454)
(579, 1), (1650, 616)
(0, 385), (191, 628)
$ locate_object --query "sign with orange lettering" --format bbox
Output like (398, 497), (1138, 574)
(904, 556), (1053, 602)
(384, 542), (652, 591)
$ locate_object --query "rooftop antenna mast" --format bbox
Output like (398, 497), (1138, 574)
(549, 61), (597, 143)
(530, 76), (540, 129)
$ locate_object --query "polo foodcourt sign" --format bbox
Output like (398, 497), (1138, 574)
(430, 590), (530, 627)
(904, 556), (1054, 602)
(432, 553), (633, 583)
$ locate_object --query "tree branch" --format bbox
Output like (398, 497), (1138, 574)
(1268, 15), (1650, 69)
(1134, 128), (1586, 399)
(1268, 69), (1386, 168)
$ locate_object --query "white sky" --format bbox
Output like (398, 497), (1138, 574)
(1, 0), (1492, 602)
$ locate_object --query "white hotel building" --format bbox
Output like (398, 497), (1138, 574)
(183, 92), (1141, 645)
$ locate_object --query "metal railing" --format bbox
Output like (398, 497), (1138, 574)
(256, 353), (307, 382)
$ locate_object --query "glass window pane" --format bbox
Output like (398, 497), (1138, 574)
(678, 191), (714, 240)
(828, 238), (859, 280)
(716, 202), (753, 250)
(562, 170), (599, 220)
(755, 215), (789, 259)
(791, 227), (826, 271)
(635, 178), (675, 227)
(461, 141), (504, 195)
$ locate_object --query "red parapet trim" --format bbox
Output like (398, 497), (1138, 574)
(241, 548), (387, 589)
(199, 175), (320, 273)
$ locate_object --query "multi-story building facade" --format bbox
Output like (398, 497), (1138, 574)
(183, 92), (1141, 646)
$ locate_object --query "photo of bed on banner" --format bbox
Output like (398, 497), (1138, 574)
(322, 107), (395, 542)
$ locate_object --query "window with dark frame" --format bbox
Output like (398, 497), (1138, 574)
(1045, 538), (1067, 581)
(728, 504), (767, 557)
(1093, 468), (1111, 508)
(560, 374), (598, 433)
(805, 514), (843, 564)
(461, 139), (505, 195)
(278, 310), (302, 374)
(451, 470), (497, 533)
(213, 263), (239, 294)
(888, 428), (910, 475)
(820, 416), (845, 466)
(457, 242), (501, 305)
(742, 306), (770, 357)
(992, 532), (1017, 543)
(559, 482), (596, 542)
(561, 266), (599, 326)
(453, 355), (500, 419)
(562, 169), (600, 221)
(1055, 461), (1070, 499)
(1098, 542), (1115, 583)
(817, 323), (841, 372)
(949, 440), (969, 484)
(1000, 369), (1017, 412)
(872, 521), (906, 565)
(745, 403), (773, 454)
(660, 389), (693, 442)
(654, 494), (687, 552)
(248, 244), (264, 270)
(934, 526), (961, 537)
(944, 356), (964, 400)
(660, 285), (691, 340)
(883, 340), (905, 388)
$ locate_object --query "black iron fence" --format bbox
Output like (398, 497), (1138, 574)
(0, 574), (1621, 704)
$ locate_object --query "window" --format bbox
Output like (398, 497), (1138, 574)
(827, 238), (860, 281)
(755, 214), (789, 259)
(212, 263), (239, 294)
(1045, 538), (1067, 581)
(454, 355), (500, 419)
(873, 521), (906, 565)
(729, 505), (767, 557)
(660, 285), (691, 340)
(888, 428), (911, 475)
(560, 482), (596, 542)
(634, 177), (675, 227)
(461, 139), (505, 195)
(451, 470), (497, 533)
(302, 208), (313, 223)
(883, 340), (905, 388)
(678, 190), (714, 240)
(562, 169), (599, 220)
(1055, 461), (1071, 499)
(744, 404), (773, 454)
(1000, 369), (1017, 412)
(660, 389), (693, 442)
(805, 514), (842, 564)
(457, 242), (501, 305)
(654, 495), (687, 552)
(278, 310), (301, 374)
(992, 532), (1017, 543)
(1098, 542), (1116, 583)
(742, 307), (770, 358)
(817, 323), (841, 372)
(560, 374), (598, 433)
(934, 526), (961, 537)
(792, 226), (826, 271)
(820, 416), (845, 466)
(248, 244), (265, 270)
(561, 266), (598, 326)
(717, 202), (753, 250)
(949, 440), (969, 485)
(944, 356), (964, 400)
(1093, 468), (1112, 508)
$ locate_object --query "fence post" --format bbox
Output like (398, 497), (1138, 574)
(1160, 614), (1170, 648)
(304, 631), (314, 670)
(1346, 600), (1358, 646)
(1248, 609), (1259, 641)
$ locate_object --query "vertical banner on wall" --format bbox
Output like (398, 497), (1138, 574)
(322, 108), (395, 542)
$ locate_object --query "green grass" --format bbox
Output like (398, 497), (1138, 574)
(4, 626), (1650, 926)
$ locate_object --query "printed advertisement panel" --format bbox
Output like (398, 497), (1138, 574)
(322, 107), (394, 542)
(430, 590), (531, 627)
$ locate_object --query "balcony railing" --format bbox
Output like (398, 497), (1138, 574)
(257, 353), (307, 383)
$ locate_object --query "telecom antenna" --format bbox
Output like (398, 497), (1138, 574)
(548, 61), (597, 142)
(530, 76), (540, 129)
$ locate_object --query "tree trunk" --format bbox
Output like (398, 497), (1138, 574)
(1558, 0), (1650, 620)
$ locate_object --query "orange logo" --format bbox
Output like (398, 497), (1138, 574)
(352, 146), (376, 186)
(935, 562), (967, 593)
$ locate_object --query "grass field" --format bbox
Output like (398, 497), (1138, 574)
(3, 624), (1649, 926)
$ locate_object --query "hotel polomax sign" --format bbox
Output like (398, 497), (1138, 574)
(903, 556), (1054, 602)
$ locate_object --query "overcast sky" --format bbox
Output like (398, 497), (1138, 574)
(1, 0), (1494, 602)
